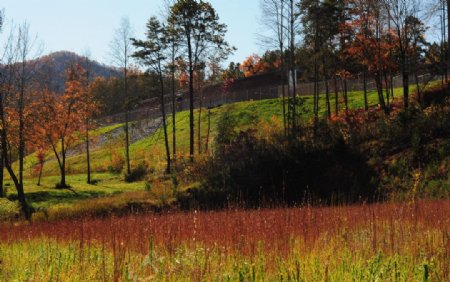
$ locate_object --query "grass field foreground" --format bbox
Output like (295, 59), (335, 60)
(0, 199), (449, 281)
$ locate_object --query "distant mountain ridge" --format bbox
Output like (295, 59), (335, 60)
(33, 51), (121, 93)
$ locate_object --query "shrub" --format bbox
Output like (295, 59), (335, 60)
(192, 127), (378, 209)
(108, 150), (124, 174)
(124, 161), (149, 183)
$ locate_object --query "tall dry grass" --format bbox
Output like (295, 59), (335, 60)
(1, 199), (449, 280)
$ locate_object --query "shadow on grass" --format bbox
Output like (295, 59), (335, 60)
(8, 190), (107, 205)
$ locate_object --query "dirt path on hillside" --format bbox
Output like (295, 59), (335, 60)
(66, 117), (163, 157)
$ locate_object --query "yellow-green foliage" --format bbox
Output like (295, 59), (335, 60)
(0, 198), (20, 221)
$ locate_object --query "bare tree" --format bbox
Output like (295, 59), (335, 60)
(259, 0), (288, 135)
(383, 0), (424, 108)
(81, 50), (96, 184)
(110, 17), (134, 175)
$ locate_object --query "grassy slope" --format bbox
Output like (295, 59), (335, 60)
(3, 83), (436, 219)
(28, 86), (390, 177)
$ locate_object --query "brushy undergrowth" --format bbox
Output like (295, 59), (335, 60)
(181, 89), (449, 208)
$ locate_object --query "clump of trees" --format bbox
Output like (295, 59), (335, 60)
(0, 16), (100, 218)
(254, 0), (449, 128)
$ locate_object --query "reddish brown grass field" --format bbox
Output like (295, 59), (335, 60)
(1, 199), (449, 280)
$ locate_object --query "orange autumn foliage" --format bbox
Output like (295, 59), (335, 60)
(33, 64), (99, 182)
(240, 54), (278, 77)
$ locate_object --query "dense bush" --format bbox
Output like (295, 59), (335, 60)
(124, 161), (149, 182)
(107, 150), (124, 174)
(181, 119), (378, 209)
(180, 91), (449, 209)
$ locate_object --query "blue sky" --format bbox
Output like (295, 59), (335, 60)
(1, 0), (262, 66)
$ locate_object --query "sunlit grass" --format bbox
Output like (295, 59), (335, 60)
(1, 200), (448, 281)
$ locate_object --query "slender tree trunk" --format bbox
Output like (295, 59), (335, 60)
(280, 53), (287, 136)
(187, 34), (195, 162)
(401, 52), (409, 108)
(18, 62), (30, 218)
(390, 76), (394, 99)
(159, 74), (171, 174)
(402, 69), (409, 108)
(325, 79), (331, 119)
(290, 0), (297, 133)
(323, 55), (331, 119)
(0, 93), (29, 217)
(0, 149), (3, 197)
(447, 0), (450, 87)
(197, 91), (202, 155)
(205, 98), (211, 153)
(415, 71), (421, 105)
(375, 74), (387, 114)
(4, 159), (29, 218)
(287, 72), (291, 128)
(343, 79), (348, 111)
(86, 119), (91, 184)
(171, 63), (177, 161)
(384, 72), (390, 108)
(19, 69), (25, 205)
(60, 138), (67, 188)
(443, 0), (449, 84)
(280, 3), (287, 136)
(37, 160), (43, 186)
(363, 69), (368, 110)
(124, 67), (131, 175)
(313, 61), (319, 121)
(334, 77), (339, 115)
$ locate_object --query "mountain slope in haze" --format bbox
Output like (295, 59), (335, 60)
(34, 51), (120, 93)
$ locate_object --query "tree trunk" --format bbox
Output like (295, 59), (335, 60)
(1, 92), (30, 218)
(60, 165), (66, 188)
(448, 0), (450, 88)
(19, 70), (25, 206)
(390, 76), (394, 99)
(171, 63), (177, 161)
(290, 0), (297, 133)
(280, 0), (287, 136)
(205, 99), (211, 153)
(375, 74), (388, 114)
(159, 74), (171, 174)
(37, 160), (43, 186)
(363, 69), (368, 111)
(124, 67), (131, 175)
(334, 77), (339, 115)
(343, 79), (348, 111)
(384, 72), (390, 108)
(86, 119), (91, 184)
(280, 50), (287, 136)
(402, 70), (409, 108)
(3, 134), (30, 218)
(197, 88), (203, 155)
(415, 71), (421, 105)
(60, 138), (67, 188)
(401, 52), (409, 108)
(187, 33), (195, 162)
(325, 79), (331, 119)
(323, 54), (331, 119)
(0, 151), (3, 197)
(313, 62), (319, 121)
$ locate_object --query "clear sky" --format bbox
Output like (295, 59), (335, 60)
(1, 0), (263, 66)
